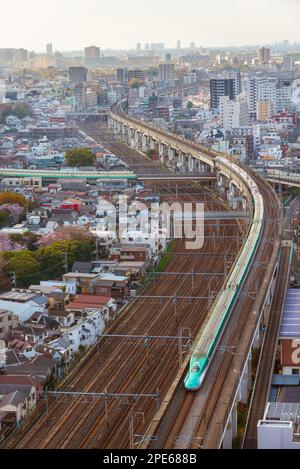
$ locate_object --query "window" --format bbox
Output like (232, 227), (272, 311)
(292, 368), (300, 375)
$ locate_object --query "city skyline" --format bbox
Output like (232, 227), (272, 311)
(0, 0), (298, 52)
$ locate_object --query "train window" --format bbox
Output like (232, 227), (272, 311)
(192, 365), (200, 372)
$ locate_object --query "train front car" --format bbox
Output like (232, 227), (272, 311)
(184, 353), (208, 391)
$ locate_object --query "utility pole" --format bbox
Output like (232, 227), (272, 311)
(63, 253), (68, 273)
(9, 271), (17, 288)
(96, 236), (99, 262)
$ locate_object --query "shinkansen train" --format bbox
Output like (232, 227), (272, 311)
(184, 157), (264, 391)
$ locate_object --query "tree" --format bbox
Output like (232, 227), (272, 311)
(128, 78), (144, 89)
(6, 251), (41, 287)
(0, 255), (10, 292)
(186, 100), (193, 109)
(0, 211), (10, 229)
(37, 239), (94, 280)
(65, 148), (96, 167)
(0, 192), (27, 208)
(38, 227), (92, 247)
(1, 102), (31, 120)
(10, 232), (39, 251)
(0, 234), (24, 252)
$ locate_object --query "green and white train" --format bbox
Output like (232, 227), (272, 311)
(184, 157), (264, 391)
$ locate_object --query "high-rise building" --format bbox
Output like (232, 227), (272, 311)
(128, 69), (145, 81)
(116, 68), (128, 83)
(176, 40), (181, 50)
(227, 70), (242, 96)
(256, 100), (272, 121)
(276, 78), (293, 111)
(74, 83), (86, 111)
(84, 46), (100, 68)
(69, 66), (87, 83)
(14, 48), (29, 64)
(219, 95), (249, 128)
(210, 78), (236, 109)
(145, 43), (150, 51)
(46, 43), (53, 56)
(85, 88), (98, 110)
(136, 43), (141, 51)
(0, 48), (28, 66)
(282, 55), (294, 72)
(165, 53), (171, 62)
(190, 42), (195, 50)
(247, 76), (278, 119)
(158, 63), (175, 87)
(258, 47), (270, 65)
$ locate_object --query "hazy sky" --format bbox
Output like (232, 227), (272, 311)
(1, 0), (299, 51)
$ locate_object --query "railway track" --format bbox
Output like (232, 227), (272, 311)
(106, 102), (282, 449)
(79, 121), (170, 176)
(149, 174), (281, 449)
(3, 184), (242, 449)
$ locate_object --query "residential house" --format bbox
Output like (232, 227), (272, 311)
(4, 354), (56, 382)
(25, 311), (61, 337)
(62, 272), (100, 295)
(93, 274), (129, 300)
(0, 381), (36, 436)
(48, 292), (70, 310)
(40, 280), (76, 295)
(66, 294), (116, 322)
(7, 339), (36, 360)
(28, 284), (62, 296)
(0, 290), (48, 324)
(11, 323), (49, 345)
(50, 208), (78, 226)
(48, 309), (75, 329)
(71, 261), (93, 274)
(47, 336), (72, 369)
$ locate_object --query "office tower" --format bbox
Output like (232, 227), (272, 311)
(84, 46), (101, 68)
(69, 66), (87, 83)
(190, 42), (195, 50)
(116, 67), (128, 82)
(145, 43), (150, 51)
(177, 40), (181, 50)
(210, 78), (236, 109)
(46, 43), (53, 56)
(258, 47), (270, 65)
(158, 63), (175, 87)
(136, 43), (141, 51)
(165, 53), (172, 62)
